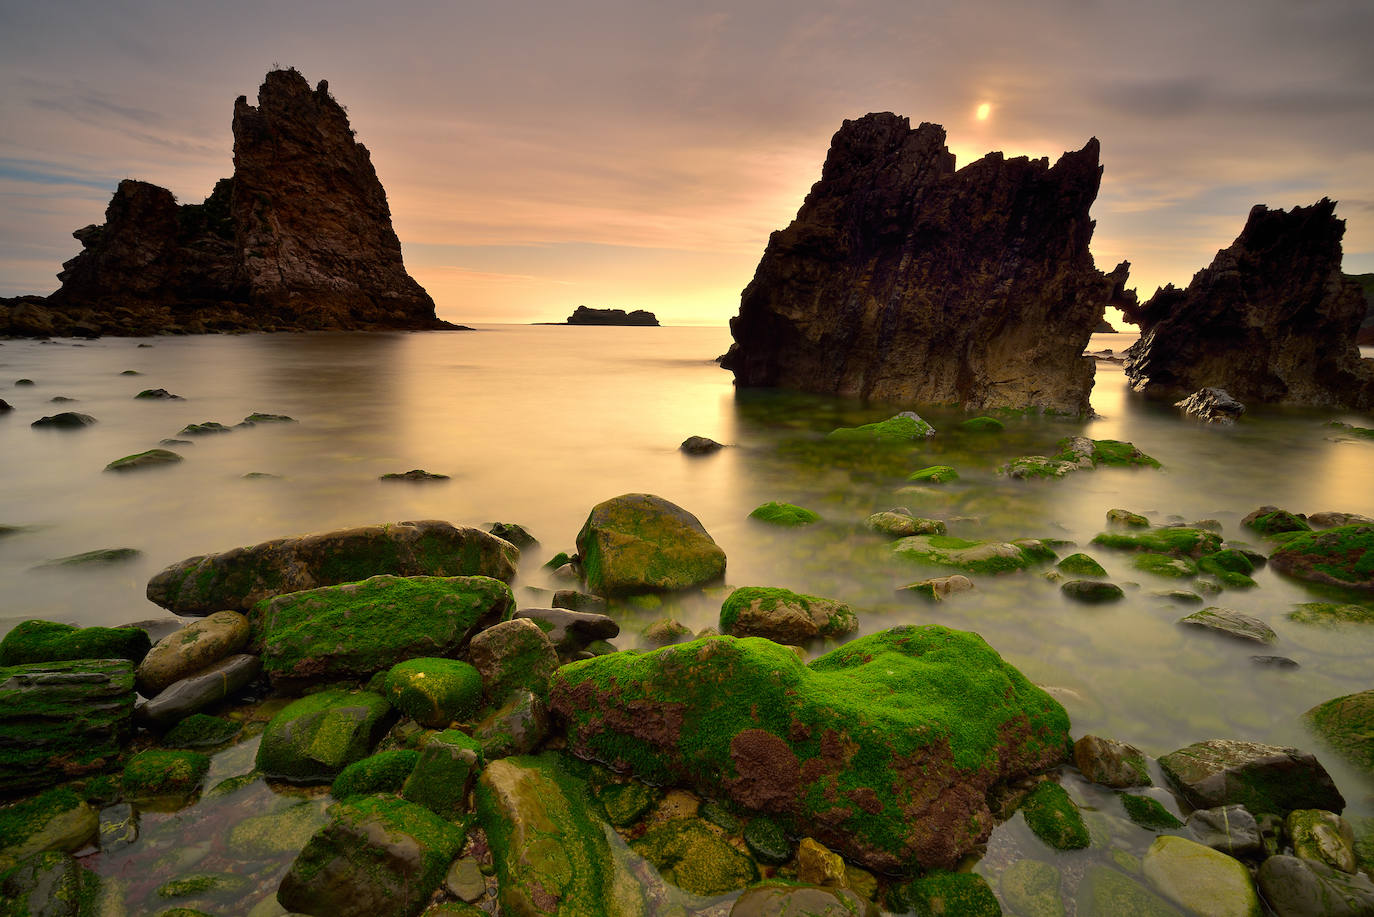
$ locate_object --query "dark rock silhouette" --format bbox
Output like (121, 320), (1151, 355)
(1351, 273), (1374, 345)
(721, 113), (1132, 415)
(1123, 200), (1373, 409)
(565, 306), (659, 326)
(1, 69), (460, 337)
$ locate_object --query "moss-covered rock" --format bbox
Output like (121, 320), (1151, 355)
(575, 493), (727, 597)
(467, 618), (559, 705)
(1122, 794), (1183, 830)
(731, 884), (879, 916)
(1091, 527), (1222, 558)
(743, 817), (792, 866)
(1241, 506), (1312, 537)
(105, 448), (183, 471)
(1158, 739), (1345, 816)
(1177, 607), (1276, 644)
(257, 574), (514, 689)
(161, 714), (241, 749)
(1132, 553), (1198, 578)
(0, 852), (110, 917)
(0, 789), (98, 872)
(1106, 509), (1150, 527)
(255, 689), (394, 784)
(1269, 524), (1374, 593)
(959, 416), (1005, 433)
(1061, 580), (1124, 603)
(1256, 855), (1374, 917)
(1072, 735), (1150, 788)
(1001, 437), (1159, 480)
(907, 465), (959, 484)
(549, 627), (1070, 872)
(1142, 835), (1260, 917)
(1021, 781), (1090, 850)
(147, 520), (519, 616)
(0, 619), (150, 667)
(1304, 689), (1374, 778)
(383, 657), (484, 727)
(719, 586), (858, 643)
(155, 871), (249, 899)
(476, 753), (648, 916)
(1198, 550), (1256, 577)
(401, 729), (484, 819)
(892, 534), (1055, 575)
(1000, 859), (1063, 917)
(472, 690), (549, 760)
(1287, 602), (1374, 626)
(595, 779), (659, 828)
(864, 510), (945, 537)
(1057, 553), (1106, 577)
(1285, 808), (1358, 873)
(827, 412), (934, 442)
(278, 795), (465, 917)
(122, 749), (209, 801)
(893, 871), (1001, 916)
(749, 501), (822, 529)
(630, 817), (758, 897)
(136, 610), (249, 697)
(899, 574), (975, 602)
(331, 749), (420, 799)
(1078, 867), (1182, 916)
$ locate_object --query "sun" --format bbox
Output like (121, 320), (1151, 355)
(975, 102), (992, 121)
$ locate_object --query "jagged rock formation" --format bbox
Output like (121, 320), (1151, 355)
(565, 306), (659, 326)
(721, 113), (1132, 415)
(1, 69), (458, 336)
(1123, 200), (1374, 409)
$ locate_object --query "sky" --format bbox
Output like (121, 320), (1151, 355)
(1, 0), (1372, 326)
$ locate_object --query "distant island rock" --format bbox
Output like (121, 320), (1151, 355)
(565, 306), (659, 326)
(1123, 199), (1373, 409)
(721, 113), (1132, 416)
(1094, 319), (1118, 333)
(1, 69), (463, 337)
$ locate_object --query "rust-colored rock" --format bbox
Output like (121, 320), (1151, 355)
(722, 113), (1131, 415)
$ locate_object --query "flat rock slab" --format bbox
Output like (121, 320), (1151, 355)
(1177, 607), (1276, 644)
(575, 493), (726, 597)
(146, 519), (520, 615)
(1159, 739), (1344, 816)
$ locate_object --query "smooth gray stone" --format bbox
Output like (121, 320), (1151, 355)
(1186, 805), (1264, 858)
(136, 653), (259, 725)
(514, 607), (619, 653)
(1255, 855), (1374, 917)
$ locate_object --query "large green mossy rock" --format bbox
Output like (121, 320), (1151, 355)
(630, 818), (758, 897)
(1142, 835), (1260, 917)
(0, 852), (111, 917)
(383, 657), (484, 728)
(893, 871), (1001, 916)
(1158, 739), (1345, 817)
(146, 520), (520, 616)
(256, 689), (394, 784)
(1021, 781), (1090, 850)
(122, 749), (209, 803)
(331, 750), (420, 800)
(475, 753), (648, 917)
(277, 796), (465, 917)
(0, 789), (98, 872)
(1000, 437), (1160, 479)
(1270, 524), (1374, 593)
(0, 620), (150, 667)
(1090, 527), (1222, 558)
(719, 586), (857, 643)
(0, 659), (135, 795)
(549, 626), (1070, 872)
(749, 502), (820, 527)
(892, 535), (1056, 575)
(1305, 688), (1374, 778)
(401, 729), (484, 820)
(1241, 506), (1312, 537)
(575, 493), (726, 597)
(827, 412), (935, 442)
(256, 574), (514, 690)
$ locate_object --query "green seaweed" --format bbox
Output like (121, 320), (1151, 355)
(749, 501), (821, 527)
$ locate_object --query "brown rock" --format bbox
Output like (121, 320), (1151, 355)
(1073, 734), (1151, 788)
(722, 113), (1132, 415)
(1124, 199), (1374, 408)
(135, 610), (250, 697)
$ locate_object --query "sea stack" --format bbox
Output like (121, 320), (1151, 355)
(1123, 199), (1374, 409)
(721, 113), (1131, 415)
(5, 69), (453, 336)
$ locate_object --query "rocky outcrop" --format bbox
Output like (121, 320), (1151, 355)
(565, 306), (659, 326)
(1175, 387), (1245, 423)
(721, 113), (1132, 415)
(1351, 273), (1374, 345)
(1123, 200), (1374, 408)
(2, 69), (460, 336)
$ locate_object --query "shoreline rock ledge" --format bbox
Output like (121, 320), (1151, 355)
(721, 113), (1133, 415)
(1, 68), (462, 337)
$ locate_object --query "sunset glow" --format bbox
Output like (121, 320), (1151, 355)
(975, 102), (992, 121)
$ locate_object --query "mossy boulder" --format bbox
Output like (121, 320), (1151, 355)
(1177, 607), (1276, 644)
(257, 574), (514, 690)
(1061, 580), (1124, 603)
(750, 501), (821, 527)
(893, 871), (1001, 916)
(827, 411), (934, 442)
(907, 465), (958, 484)
(1269, 524), (1374, 593)
(0, 619), (150, 666)
(1198, 550), (1256, 577)
(1133, 553), (1198, 578)
(331, 749), (420, 799)
(1122, 794), (1183, 830)
(146, 520), (520, 616)
(277, 795), (465, 917)
(892, 534), (1056, 575)
(178, 421), (230, 435)
(255, 689), (394, 784)
(630, 817), (758, 897)
(0, 789), (98, 872)
(161, 714), (241, 749)
(122, 749), (209, 802)
(1305, 689), (1374, 778)
(136, 610), (249, 696)
(1000, 437), (1159, 480)
(1158, 739), (1344, 816)
(1256, 855), (1374, 917)
(549, 626), (1070, 872)
(0, 852), (111, 917)
(1241, 506), (1312, 537)
(594, 780), (659, 828)
(475, 753), (649, 917)
(383, 657), (484, 727)
(743, 817), (792, 865)
(1057, 553), (1106, 577)
(467, 618), (559, 705)
(1000, 859), (1063, 917)
(1021, 781), (1090, 850)
(575, 493), (727, 597)
(1287, 602), (1374, 626)
(1286, 808), (1358, 873)
(0, 658), (135, 794)
(401, 729), (484, 820)
(472, 690), (550, 760)
(1073, 735), (1150, 788)
(514, 607), (619, 655)
(1142, 835), (1260, 917)
(864, 510), (945, 537)
(959, 416), (1004, 433)
(105, 448), (183, 471)
(1106, 508), (1151, 527)
(1091, 527), (1222, 557)
(719, 586), (858, 643)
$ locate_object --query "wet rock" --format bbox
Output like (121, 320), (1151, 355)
(514, 607), (619, 655)
(278, 796), (464, 917)
(135, 611), (249, 697)
(731, 885), (879, 917)
(1251, 654), (1300, 668)
(445, 856), (487, 903)
(1091, 527), (1222, 557)
(1062, 580), (1124, 603)
(550, 626), (1070, 872)
(719, 586), (857, 643)
(382, 657), (483, 728)
(1107, 508), (1151, 527)
(795, 836), (846, 887)
(1058, 553), (1107, 577)
(893, 872), (1001, 916)
(1175, 388), (1245, 423)
(1242, 505), (1312, 537)
(146, 519), (519, 615)
(106, 448), (184, 471)
(865, 510), (945, 537)
(1256, 854), (1374, 917)
(255, 688), (394, 783)
(631, 818), (758, 897)
(1077, 866), (1181, 916)
(999, 859), (1063, 917)
(893, 534), (1055, 575)
(0, 789), (98, 872)
(1122, 793), (1183, 830)
(31, 412), (95, 429)
(0, 852), (110, 917)
(257, 574), (514, 690)
(1002, 438), (1160, 478)
(135, 388), (182, 400)
(0, 399), (10, 413)
(1124, 199), (1374, 409)
(1270, 524), (1374, 593)
(575, 493), (726, 597)
(402, 729), (484, 820)
(566, 306), (658, 325)
(1142, 835), (1260, 917)
(1197, 549), (1256, 577)
(827, 412), (935, 441)
(743, 817), (792, 865)
(898, 574), (974, 601)
(907, 465), (958, 484)
(161, 713), (241, 749)
(1304, 688), (1374, 778)
(487, 521), (537, 548)
(749, 501), (821, 526)
(1021, 781), (1089, 850)
(179, 421), (232, 435)
(1307, 511), (1374, 528)
(1186, 805), (1263, 859)
(595, 779), (660, 828)
(35, 547), (142, 568)
(122, 748), (209, 803)
(680, 435), (724, 455)
(331, 749), (419, 800)
(1286, 808), (1358, 873)
(379, 468), (450, 481)
(722, 114), (1129, 414)
(1177, 607), (1276, 644)
(1158, 739), (1344, 816)
(467, 618), (560, 704)
(472, 690), (548, 759)
(551, 589), (607, 614)
(137, 653), (259, 726)
(1073, 735), (1151, 788)
(643, 617), (691, 645)
(0, 658), (135, 794)
(0, 619), (150, 666)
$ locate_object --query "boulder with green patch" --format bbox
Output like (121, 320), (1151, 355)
(1241, 506), (1311, 537)
(1021, 781), (1090, 850)
(864, 510), (945, 537)
(122, 749), (209, 802)
(146, 519), (519, 616)
(549, 626), (1070, 872)
(631, 817), (758, 897)
(893, 534), (1056, 575)
(467, 618), (560, 704)
(1305, 688), (1374, 778)
(0, 619), (151, 667)
(1090, 527), (1222, 558)
(1142, 835), (1260, 917)
(255, 689), (394, 784)
(719, 586), (858, 643)
(1286, 808), (1358, 873)
(1288, 602), (1374, 626)
(750, 501), (821, 527)
(1000, 859), (1063, 917)
(575, 493), (727, 597)
(827, 411), (934, 442)
(1270, 524), (1374, 593)
(383, 657), (484, 727)
(892, 871), (1001, 917)
(402, 729), (484, 819)
(0, 788), (98, 872)
(1073, 735), (1150, 788)
(1077, 866), (1182, 917)
(1122, 794), (1182, 830)
(331, 749), (420, 800)
(136, 610), (249, 696)
(1158, 739), (1344, 816)
(907, 465), (958, 484)
(257, 574), (514, 690)
(1133, 553), (1198, 578)
(105, 448), (183, 471)
(1057, 553), (1106, 577)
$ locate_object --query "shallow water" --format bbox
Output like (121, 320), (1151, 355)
(2, 326), (1372, 913)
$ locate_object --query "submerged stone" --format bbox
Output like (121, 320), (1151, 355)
(35, 548), (141, 568)
(1134, 553), (1198, 578)
(730, 885), (879, 917)
(31, 412), (96, 429)
(1288, 602), (1374, 626)
(1304, 689), (1374, 778)
(1021, 781), (1090, 850)
(827, 412), (935, 442)
(719, 586), (858, 643)
(1142, 835), (1260, 917)
(379, 469), (450, 481)
(865, 510), (945, 537)
(161, 714), (241, 749)
(749, 501), (821, 526)
(892, 534), (1055, 575)
(1177, 607), (1276, 644)
(1061, 580), (1124, 603)
(1077, 866), (1182, 917)
(1000, 859), (1063, 917)
(575, 493), (726, 597)
(122, 749), (209, 802)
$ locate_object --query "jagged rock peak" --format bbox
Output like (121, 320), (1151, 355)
(722, 113), (1131, 416)
(1123, 199), (1374, 409)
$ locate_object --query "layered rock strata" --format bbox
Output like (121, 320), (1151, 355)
(722, 113), (1132, 415)
(1123, 200), (1374, 408)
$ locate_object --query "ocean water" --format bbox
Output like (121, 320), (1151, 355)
(2, 325), (1373, 913)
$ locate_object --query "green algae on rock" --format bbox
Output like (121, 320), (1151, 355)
(1090, 527), (1222, 558)
(959, 416), (1005, 433)
(122, 749), (210, 801)
(1057, 553), (1107, 577)
(105, 448), (184, 471)
(864, 510), (945, 537)
(742, 816), (792, 865)
(1106, 508), (1151, 527)
(1198, 550), (1256, 577)
(630, 817), (759, 897)
(1133, 553), (1198, 578)
(1269, 524), (1374, 593)
(1287, 602), (1374, 626)
(161, 714), (242, 749)
(827, 411), (935, 442)
(1021, 781), (1090, 850)
(749, 501), (821, 527)
(467, 618), (560, 705)
(1305, 688), (1374, 778)
(331, 749), (420, 799)
(401, 728), (484, 820)
(1285, 808), (1358, 873)
(255, 688), (394, 783)
(0, 852), (112, 917)
(892, 534), (1056, 575)
(575, 493), (726, 597)
(0, 619), (150, 666)
(383, 657), (484, 727)
(1241, 505), (1312, 537)
(719, 586), (857, 643)
(892, 870), (1001, 916)
(907, 465), (959, 484)
(1000, 859), (1063, 917)
(1122, 794), (1183, 830)
(257, 574), (514, 689)
(146, 519), (520, 616)
(732, 884), (878, 917)
(549, 627), (1070, 872)
(278, 795), (465, 917)
(1073, 735), (1150, 788)
(1158, 739), (1345, 816)
(1142, 835), (1261, 917)
(1000, 437), (1160, 480)
(0, 788), (98, 872)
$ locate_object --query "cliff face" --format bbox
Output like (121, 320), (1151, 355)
(4, 69), (452, 336)
(1123, 200), (1374, 409)
(721, 113), (1131, 415)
